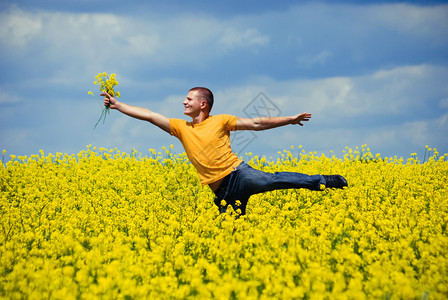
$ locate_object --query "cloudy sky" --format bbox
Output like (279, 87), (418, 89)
(1, 0), (447, 161)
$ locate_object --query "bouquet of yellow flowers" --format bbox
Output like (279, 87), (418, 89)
(88, 72), (120, 129)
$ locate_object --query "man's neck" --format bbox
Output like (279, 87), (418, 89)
(190, 112), (210, 124)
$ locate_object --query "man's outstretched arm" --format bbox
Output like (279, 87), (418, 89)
(101, 92), (171, 134)
(235, 113), (311, 131)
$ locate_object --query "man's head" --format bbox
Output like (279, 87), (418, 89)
(189, 87), (213, 111)
(183, 87), (214, 117)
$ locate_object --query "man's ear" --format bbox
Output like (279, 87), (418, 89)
(200, 100), (208, 110)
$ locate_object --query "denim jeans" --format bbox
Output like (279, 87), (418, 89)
(213, 162), (325, 215)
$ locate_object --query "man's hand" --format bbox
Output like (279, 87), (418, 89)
(101, 92), (119, 109)
(290, 112), (312, 126)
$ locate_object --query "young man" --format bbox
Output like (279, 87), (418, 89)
(101, 87), (347, 215)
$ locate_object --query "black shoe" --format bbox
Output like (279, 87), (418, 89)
(323, 175), (348, 189)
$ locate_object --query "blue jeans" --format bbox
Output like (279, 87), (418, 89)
(213, 162), (325, 215)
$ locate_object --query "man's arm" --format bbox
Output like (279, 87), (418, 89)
(101, 92), (171, 134)
(235, 113), (311, 131)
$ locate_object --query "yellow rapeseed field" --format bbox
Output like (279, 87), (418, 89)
(1, 145), (447, 299)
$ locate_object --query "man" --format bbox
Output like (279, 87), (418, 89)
(101, 87), (347, 215)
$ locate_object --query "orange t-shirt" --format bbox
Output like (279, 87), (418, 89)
(170, 114), (243, 185)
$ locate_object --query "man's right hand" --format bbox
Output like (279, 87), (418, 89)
(101, 92), (119, 109)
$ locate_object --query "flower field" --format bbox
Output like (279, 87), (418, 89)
(1, 145), (447, 299)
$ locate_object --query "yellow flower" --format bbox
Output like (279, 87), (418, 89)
(90, 72), (120, 128)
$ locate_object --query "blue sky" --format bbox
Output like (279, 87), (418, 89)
(1, 0), (447, 161)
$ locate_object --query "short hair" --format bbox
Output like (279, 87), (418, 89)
(189, 87), (214, 111)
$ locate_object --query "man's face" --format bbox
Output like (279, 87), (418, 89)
(183, 90), (204, 117)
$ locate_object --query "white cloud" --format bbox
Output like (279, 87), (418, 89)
(439, 114), (448, 127)
(0, 90), (21, 104)
(0, 128), (30, 151)
(371, 3), (448, 39)
(296, 50), (333, 68)
(400, 113), (448, 151)
(439, 98), (448, 108)
(126, 34), (160, 56)
(258, 64), (448, 119)
(0, 6), (270, 69)
(219, 28), (269, 49)
(0, 6), (42, 47)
